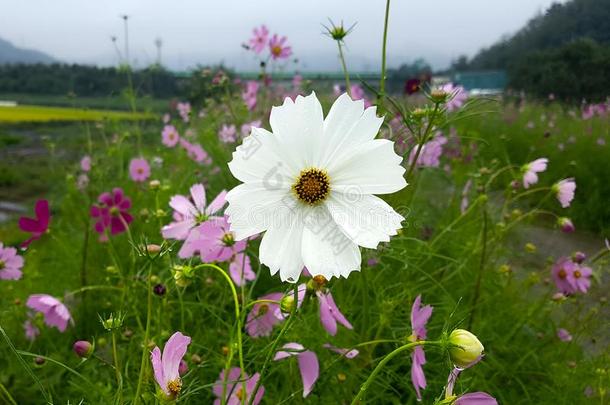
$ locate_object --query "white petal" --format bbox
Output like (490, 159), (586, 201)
(259, 212), (305, 283)
(319, 95), (382, 167)
(228, 127), (298, 185)
(326, 193), (403, 249)
(269, 92), (324, 168)
(225, 182), (293, 240)
(300, 206), (361, 280)
(330, 139), (407, 195)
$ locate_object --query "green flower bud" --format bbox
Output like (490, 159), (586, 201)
(448, 329), (484, 368)
(280, 295), (295, 313)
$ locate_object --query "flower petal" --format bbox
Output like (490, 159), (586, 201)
(161, 332), (191, 383)
(297, 351), (319, 397)
(190, 183), (207, 213)
(150, 346), (166, 393)
(206, 190), (228, 215)
(259, 213), (304, 283)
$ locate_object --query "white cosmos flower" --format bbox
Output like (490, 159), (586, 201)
(225, 92), (407, 282)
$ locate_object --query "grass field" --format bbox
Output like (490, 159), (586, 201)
(0, 105), (154, 123)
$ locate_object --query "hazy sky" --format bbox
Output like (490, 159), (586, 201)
(0, 0), (565, 71)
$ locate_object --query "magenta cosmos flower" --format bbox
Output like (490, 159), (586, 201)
(552, 256), (592, 294)
(18, 199), (51, 248)
(442, 83), (468, 112)
(522, 158), (548, 189)
(274, 343), (319, 398)
(90, 188), (133, 238)
(219, 124), (237, 143)
(246, 292), (284, 337)
(129, 158), (151, 182)
(316, 289), (353, 336)
(151, 331), (191, 399)
(213, 367), (264, 405)
(179, 215), (245, 261)
(26, 294), (72, 332)
(0, 242), (24, 280)
(409, 133), (447, 168)
(455, 392), (498, 405)
(269, 34), (292, 60)
(162, 184), (227, 241)
(409, 295), (433, 400)
(249, 25), (269, 54)
(162, 125), (180, 147)
(557, 328), (572, 342)
(553, 178), (576, 208)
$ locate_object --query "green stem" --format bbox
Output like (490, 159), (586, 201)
(468, 203), (488, 330)
(0, 381), (17, 405)
(351, 341), (438, 404)
(112, 330), (122, 404)
(377, 0), (391, 111)
(337, 41), (351, 97)
(405, 103), (440, 179)
(192, 263), (245, 405)
(248, 283), (299, 405)
(134, 265), (153, 405)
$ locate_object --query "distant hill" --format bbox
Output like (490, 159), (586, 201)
(0, 37), (55, 64)
(466, 0), (610, 70)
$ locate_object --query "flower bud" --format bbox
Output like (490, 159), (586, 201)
(73, 340), (93, 358)
(448, 329), (484, 368)
(430, 89), (449, 104)
(558, 217), (575, 233)
(525, 243), (536, 253)
(572, 251), (586, 264)
(153, 284), (167, 296)
(149, 179), (161, 190)
(146, 244), (161, 254)
(191, 354), (203, 364)
(178, 359), (188, 376)
(280, 295), (295, 313)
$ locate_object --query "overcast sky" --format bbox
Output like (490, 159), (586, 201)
(0, 0), (565, 71)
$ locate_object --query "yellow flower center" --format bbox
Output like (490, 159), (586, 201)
(0, 260), (4, 270)
(293, 168), (330, 205)
(574, 270), (581, 279)
(258, 303), (269, 315)
(222, 233), (235, 247)
(271, 45), (282, 56)
(167, 378), (182, 396)
(236, 387), (244, 400)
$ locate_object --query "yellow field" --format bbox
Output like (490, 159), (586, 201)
(0, 105), (153, 123)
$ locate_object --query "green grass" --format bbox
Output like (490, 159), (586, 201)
(0, 105), (154, 123)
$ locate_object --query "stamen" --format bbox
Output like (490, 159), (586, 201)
(293, 168), (330, 205)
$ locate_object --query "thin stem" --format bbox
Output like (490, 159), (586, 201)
(248, 283), (299, 405)
(405, 103), (440, 179)
(351, 340), (439, 404)
(337, 41), (351, 97)
(112, 331), (122, 404)
(134, 265), (153, 405)
(0, 381), (17, 405)
(377, 0), (391, 112)
(468, 204), (488, 330)
(192, 263), (245, 405)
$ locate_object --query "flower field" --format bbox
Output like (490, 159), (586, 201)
(1, 15), (609, 405)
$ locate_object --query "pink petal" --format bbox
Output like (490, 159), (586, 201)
(150, 347), (166, 393)
(325, 292), (353, 330)
(170, 195), (197, 217)
(206, 190), (228, 215)
(297, 351), (319, 397)
(190, 183), (207, 213)
(317, 292), (337, 335)
(161, 332), (191, 383)
(455, 392), (498, 405)
(161, 220), (194, 240)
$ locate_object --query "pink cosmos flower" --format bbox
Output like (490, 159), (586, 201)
(567, 263), (592, 293)
(179, 216), (245, 261)
(0, 242), (24, 280)
(129, 158), (151, 182)
(455, 392), (498, 405)
(213, 367), (264, 405)
(162, 125), (180, 147)
(274, 342), (319, 398)
(350, 84), (372, 107)
(557, 328), (572, 342)
(90, 188), (133, 238)
(150, 331), (191, 399)
(410, 295), (433, 401)
(522, 158), (548, 189)
(409, 133), (448, 168)
(229, 252), (255, 286)
(162, 113), (171, 124)
(23, 319), (40, 341)
(553, 178), (576, 208)
(316, 290), (353, 336)
(269, 34), (292, 60)
(323, 343), (359, 359)
(162, 184), (227, 241)
(442, 83), (468, 112)
(246, 292), (284, 337)
(249, 25), (269, 54)
(241, 120), (261, 138)
(26, 294), (72, 332)
(242, 80), (259, 111)
(80, 155), (91, 172)
(219, 124), (237, 143)
(179, 139), (211, 164)
(176, 102), (191, 123)
(19, 199), (51, 248)
(552, 257), (577, 294)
